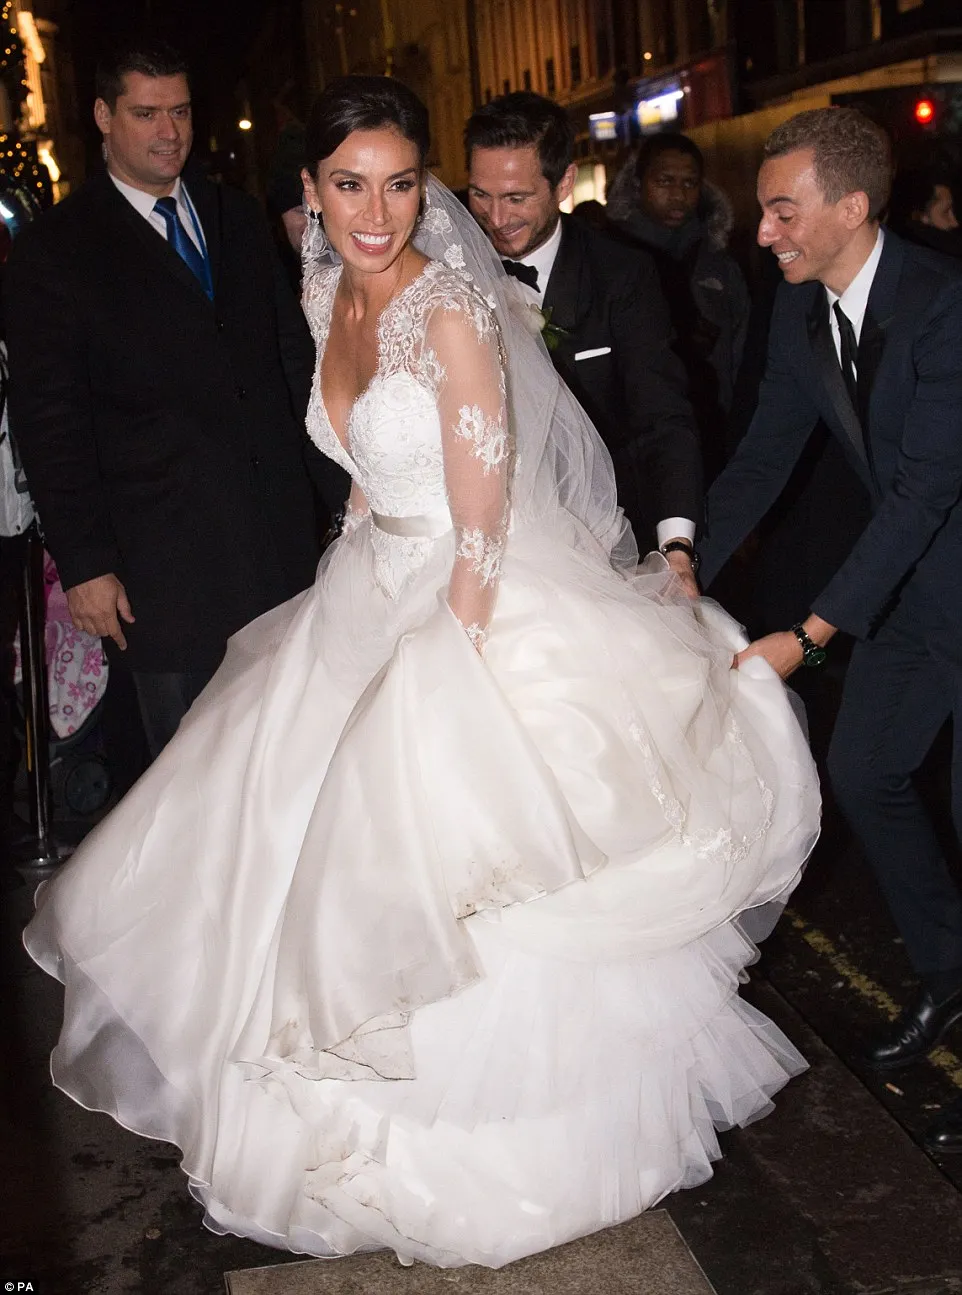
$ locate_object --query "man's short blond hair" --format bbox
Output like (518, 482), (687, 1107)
(764, 107), (892, 219)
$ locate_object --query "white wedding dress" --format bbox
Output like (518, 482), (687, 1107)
(25, 252), (819, 1269)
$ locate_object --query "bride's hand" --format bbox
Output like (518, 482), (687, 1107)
(733, 632), (803, 678)
(664, 548), (700, 599)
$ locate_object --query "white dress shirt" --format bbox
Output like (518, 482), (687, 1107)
(510, 218), (563, 304)
(825, 227), (885, 367)
(109, 173), (206, 257)
(514, 217), (694, 548)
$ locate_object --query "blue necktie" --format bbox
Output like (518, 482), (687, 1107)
(153, 196), (212, 298)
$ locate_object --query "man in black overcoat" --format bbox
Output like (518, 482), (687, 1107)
(699, 109), (962, 1148)
(5, 39), (346, 759)
(465, 92), (702, 592)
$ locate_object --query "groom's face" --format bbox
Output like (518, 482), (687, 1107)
(468, 145), (575, 259)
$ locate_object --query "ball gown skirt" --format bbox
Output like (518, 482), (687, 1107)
(24, 513), (819, 1268)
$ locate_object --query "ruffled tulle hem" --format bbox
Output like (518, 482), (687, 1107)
(32, 915), (805, 1269)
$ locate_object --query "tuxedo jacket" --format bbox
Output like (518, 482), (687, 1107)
(700, 231), (962, 642)
(541, 216), (702, 543)
(5, 165), (347, 671)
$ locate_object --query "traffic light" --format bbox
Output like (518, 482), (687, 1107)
(914, 97), (936, 126)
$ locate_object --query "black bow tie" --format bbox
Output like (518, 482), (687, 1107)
(501, 259), (539, 290)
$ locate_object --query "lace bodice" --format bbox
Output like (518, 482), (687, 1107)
(304, 260), (512, 650)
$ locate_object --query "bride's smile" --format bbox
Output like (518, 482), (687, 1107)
(301, 125), (423, 279)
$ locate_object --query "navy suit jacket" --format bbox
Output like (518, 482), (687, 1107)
(700, 231), (962, 641)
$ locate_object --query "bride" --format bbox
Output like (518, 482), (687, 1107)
(25, 76), (819, 1269)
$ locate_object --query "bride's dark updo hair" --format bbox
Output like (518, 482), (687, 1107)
(304, 76), (430, 176)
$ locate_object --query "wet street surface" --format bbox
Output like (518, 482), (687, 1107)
(3, 663), (962, 1294)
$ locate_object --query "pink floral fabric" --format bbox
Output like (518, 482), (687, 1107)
(14, 552), (108, 738)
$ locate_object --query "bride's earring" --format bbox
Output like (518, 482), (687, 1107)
(302, 203), (330, 261)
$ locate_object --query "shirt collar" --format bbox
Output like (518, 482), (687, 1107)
(517, 217), (564, 294)
(825, 227), (885, 333)
(109, 172), (187, 219)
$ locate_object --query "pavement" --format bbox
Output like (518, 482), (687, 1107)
(3, 667), (962, 1294)
(223, 1213), (716, 1294)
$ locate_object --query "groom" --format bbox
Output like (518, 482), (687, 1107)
(465, 92), (702, 593)
(5, 37), (346, 761)
(699, 107), (962, 1150)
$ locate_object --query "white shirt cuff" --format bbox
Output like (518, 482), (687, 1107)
(656, 518), (696, 548)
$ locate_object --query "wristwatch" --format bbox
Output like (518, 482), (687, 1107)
(791, 622), (827, 667)
(660, 540), (700, 572)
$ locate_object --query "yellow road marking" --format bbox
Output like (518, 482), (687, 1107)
(786, 909), (962, 1089)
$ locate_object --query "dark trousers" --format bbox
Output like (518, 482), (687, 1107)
(132, 668), (216, 762)
(827, 611), (962, 980)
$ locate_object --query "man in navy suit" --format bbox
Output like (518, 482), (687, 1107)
(700, 108), (962, 1126)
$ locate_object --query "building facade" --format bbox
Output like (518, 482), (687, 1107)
(243, 1), (962, 212)
(299, 0), (475, 186)
(2, 0), (81, 201)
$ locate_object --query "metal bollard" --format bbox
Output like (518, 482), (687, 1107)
(14, 525), (69, 868)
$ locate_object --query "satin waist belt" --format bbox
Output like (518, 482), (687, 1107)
(370, 506), (454, 539)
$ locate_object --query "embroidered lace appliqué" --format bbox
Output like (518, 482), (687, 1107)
(463, 622), (488, 653)
(456, 527), (505, 587)
(627, 717), (775, 867)
(421, 205), (452, 237)
(455, 405), (509, 474)
(304, 260), (511, 599)
(443, 243), (467, 271)
(341, 506), (368, 537)
(370, 528), (434, 599)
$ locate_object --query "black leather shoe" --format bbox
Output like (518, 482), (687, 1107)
(863, 984), (962, 1071)
(923, 1098), (962, 1155)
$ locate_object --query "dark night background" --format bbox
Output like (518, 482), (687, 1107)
(61, 0), (271, 170)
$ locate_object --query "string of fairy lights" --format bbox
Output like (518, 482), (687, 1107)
(0, 0), (22, 75)
(0, 0), (49, 204)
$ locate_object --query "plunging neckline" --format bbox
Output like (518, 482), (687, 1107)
(318, 261), (434, 466)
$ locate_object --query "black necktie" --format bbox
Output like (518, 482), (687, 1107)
(501, 259), (539, 291)
(833, 301), (859, 409)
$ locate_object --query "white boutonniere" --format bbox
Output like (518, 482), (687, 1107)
(503, 281), (568, 352)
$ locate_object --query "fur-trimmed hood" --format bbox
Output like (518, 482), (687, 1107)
(605, 158), (735, 250)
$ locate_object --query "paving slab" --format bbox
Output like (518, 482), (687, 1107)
(668, 978), (962, 1295)
(223, 1210), (716, 1295)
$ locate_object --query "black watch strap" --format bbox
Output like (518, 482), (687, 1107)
(660, 540), (700, 571)
(791, 622), (827, 667)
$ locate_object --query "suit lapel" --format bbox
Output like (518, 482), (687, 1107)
(541, 216), (590, 331)
(92, 169), (215, 307)
(807, 285), (869, 470)
(857, 233), (900, 431)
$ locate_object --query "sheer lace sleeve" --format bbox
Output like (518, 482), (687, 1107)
(426, 296), (512, 654)
(342, 480), (369, 535)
